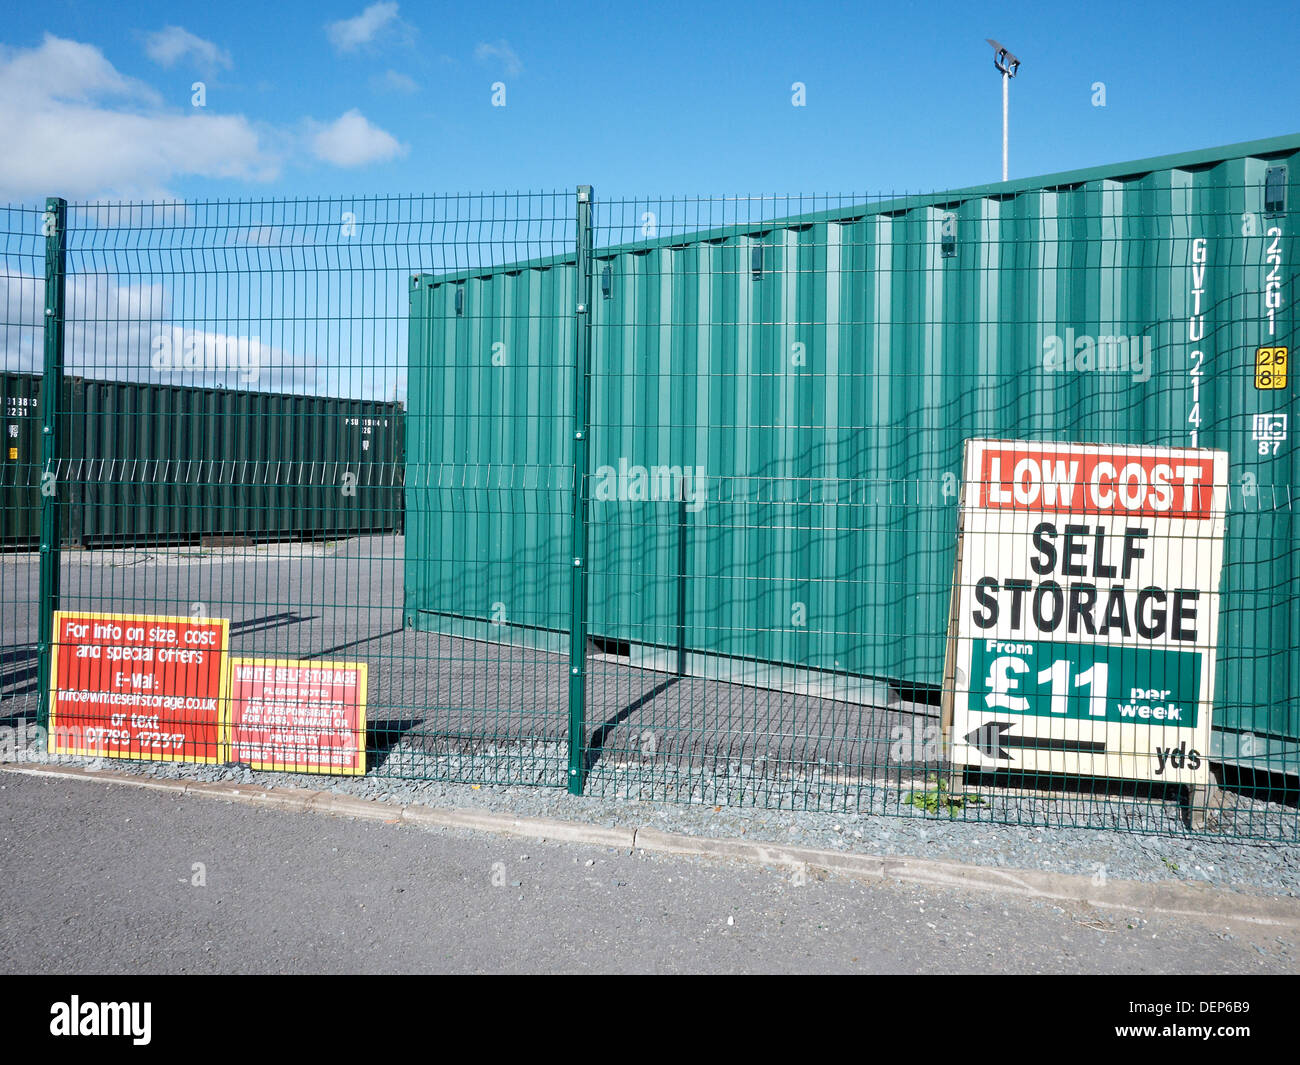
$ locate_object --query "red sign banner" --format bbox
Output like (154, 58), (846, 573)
(227, 658), (367, 775)
(976, 445), (1217, 519)
(48, 611), (229, 762)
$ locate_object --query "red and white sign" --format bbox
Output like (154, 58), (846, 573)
(48, 611), (229, 763)
(227, 658), (367, 775)
(948, 439), (1229, 785)
(976, 443), (1217, 518)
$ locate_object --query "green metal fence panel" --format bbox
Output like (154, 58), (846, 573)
(404, 135), (1300, 788)
(9, 193), (579, 789)
(405, 262), (576, 649)
(3, 141), (1297, 840)
(0, 205), (50, 725)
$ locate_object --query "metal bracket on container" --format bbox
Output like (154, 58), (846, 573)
(1265, 166), (1287, 216)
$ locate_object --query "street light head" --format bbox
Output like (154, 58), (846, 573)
(985, 38), (1020, 77)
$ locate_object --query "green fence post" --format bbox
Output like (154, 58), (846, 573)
(37, 196), (67, 731)
(567, 185), (594, 794)
(676, 478), (688, 677)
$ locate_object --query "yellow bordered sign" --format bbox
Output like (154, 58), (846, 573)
(1255, 346), (1288, 390)
(49, 610), (230, 763)
(226, 657), (368, 775)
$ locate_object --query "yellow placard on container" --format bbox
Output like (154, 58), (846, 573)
(1255, 346), (1288, 390)
(226, 657), (368, 775)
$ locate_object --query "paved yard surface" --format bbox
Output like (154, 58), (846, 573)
(0, 535), (927, 773)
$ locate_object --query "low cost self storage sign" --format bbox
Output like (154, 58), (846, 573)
(948, 440), (1228, 785)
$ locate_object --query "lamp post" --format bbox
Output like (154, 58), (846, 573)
(985, 39), (1020, 182)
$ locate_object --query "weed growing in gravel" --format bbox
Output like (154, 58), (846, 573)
(904, 775), (986, 816)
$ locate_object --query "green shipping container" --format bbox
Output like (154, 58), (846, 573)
(1, 372), (405, 547)
(0, 372), (44, 546)
(405, 134), (1299, 773)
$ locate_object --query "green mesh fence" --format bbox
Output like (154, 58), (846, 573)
(1, 158), (1297, 840)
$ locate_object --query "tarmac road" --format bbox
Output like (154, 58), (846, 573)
(0, 773), (1293, 975)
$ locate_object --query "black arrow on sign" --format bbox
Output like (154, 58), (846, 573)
(964, 721), (1106, 761)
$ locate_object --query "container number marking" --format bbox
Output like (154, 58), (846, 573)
(1255, 346), (1288, 390)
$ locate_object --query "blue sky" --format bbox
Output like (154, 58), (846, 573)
(2, 1), (1296, 400)
(3, 0), (1299, 204)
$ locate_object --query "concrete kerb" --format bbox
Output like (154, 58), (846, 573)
(4, 761), (1298, 932)
(398, 803), (636, 848)
(0, 761), (193, 796)
(632, 827), (1299, 929)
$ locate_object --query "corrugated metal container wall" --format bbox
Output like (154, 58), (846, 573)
(404, 268), (576, 647)
(405, 135), (1299, 770)
(1, 373), (44, 545)
(0, 372), (405, 546)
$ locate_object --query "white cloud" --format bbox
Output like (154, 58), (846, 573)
(147, 324), (318, 391)
(326, 2), (401, 53)
(3, 110), (275, 201)
(374, 69), (418, 94)
(1, 267), (320, 392)
(2, 33), (156, 105)
(72, 200), (188, 230)
(144, 26), (232, 71)
(0, 35), (276, 202)
(474, 39), (523, 77)
(0, 269), (43, 374)
(309, 109), (406, 167)
(1, 269), (172, 379)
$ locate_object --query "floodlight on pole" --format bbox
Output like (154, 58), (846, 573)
(985, 38), (1020, 182)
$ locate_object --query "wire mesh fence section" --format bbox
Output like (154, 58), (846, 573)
(574, 187), (1297, 839)
(1, 205), (47, 725)
(0, 166), (1297, 841)
(8, 192), (575, 784)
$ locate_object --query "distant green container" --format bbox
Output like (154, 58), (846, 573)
(405, 134), (1299, 772)
(0, 372), (45, 546)
(1, 371), (405, 547)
